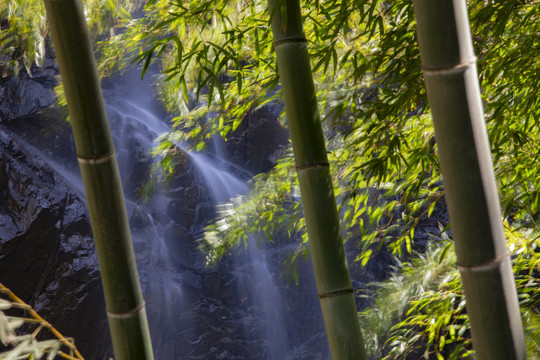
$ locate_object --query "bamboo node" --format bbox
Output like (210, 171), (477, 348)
(456, 252), (510, 272)
(273, 37), (307, 47)
(106, 302), (146, 319)
(422, 57), (477, 75)
(318, 288), (353, 299)
(77, 150), (116, 165)
(295, 162), (329, 171)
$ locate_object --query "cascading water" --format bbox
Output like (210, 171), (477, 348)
(185, 144), (291, 359)
(104, 80), (296, 358)
(10, 67), (329, 359)
(104, 98), (180, 355)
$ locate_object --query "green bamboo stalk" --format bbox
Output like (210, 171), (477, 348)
(43, 1), (154, 359)
(412, 1), (526, 359)
(267, 0), (367, 358)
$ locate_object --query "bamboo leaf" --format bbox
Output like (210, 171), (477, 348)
(141, 48), (154, 79)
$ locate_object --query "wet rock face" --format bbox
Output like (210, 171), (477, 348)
(218, 102), (290, 175)
(0, 127), (113, 359)
(0, 60), (57, 123)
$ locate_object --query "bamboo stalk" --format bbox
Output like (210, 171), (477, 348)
(43, 1), (154, 359)
(412, 1), (526, 359)
(267, 0), (367, 358)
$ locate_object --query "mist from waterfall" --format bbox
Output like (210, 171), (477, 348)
(12, 67), (328, 359)
(184, 141), (291, 360)
(92, 69), (294, 358)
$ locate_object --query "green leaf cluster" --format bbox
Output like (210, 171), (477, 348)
(472, 2), (540, 225)
(0, 0), (139, 76)
(184, 0), (538, 273)
(99, 0), (439, 263)
(199, 151), (302, 265)
(359, 228), (539, 359)
(0, 0), (47, 75)
(0, 284), (84, 360)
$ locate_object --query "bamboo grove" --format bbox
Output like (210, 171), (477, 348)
(1, 0), (539, 358)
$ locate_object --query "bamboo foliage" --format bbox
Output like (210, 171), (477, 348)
(0, 283), (84, 360)
(266, 0), (367, 358)
(412, 1), (527, 359)
(43, 1), (154, 359)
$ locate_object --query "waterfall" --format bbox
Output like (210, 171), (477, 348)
(94, 72), (294, 358)
(9, 67), (329, 359)
(102, 93), (196, 359)
(185, 140), (291, 359)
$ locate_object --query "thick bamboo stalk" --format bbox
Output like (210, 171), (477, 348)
(267, 0), (367, 358)
(43, 1), (154, 359)
(412, 1), (526, 359)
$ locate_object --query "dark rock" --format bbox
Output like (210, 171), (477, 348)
(0, 126), (112, 359)
(202, 271), (222, 297)
(219, 102), (289, 174)
(0, 76), (56, 122)
(2, 109), (77, 171)
(30, 69), (58, 89)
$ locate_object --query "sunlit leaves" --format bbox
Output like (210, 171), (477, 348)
(199, 151), (300, 265)
(0, 283), (84, 360)
(97, 0), (279, 141)
(360, 229), (540, 359)
(0, 0), (139, 75)
(0, 0), (48, 74)
(472, 1), (540, 227)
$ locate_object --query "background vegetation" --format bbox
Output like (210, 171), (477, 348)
(1, 0), (538, 358)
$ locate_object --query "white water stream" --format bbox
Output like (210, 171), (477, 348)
(184, 142), (291, 359)
(105, 81), (292, 358)
(15, 68), (328, 359)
